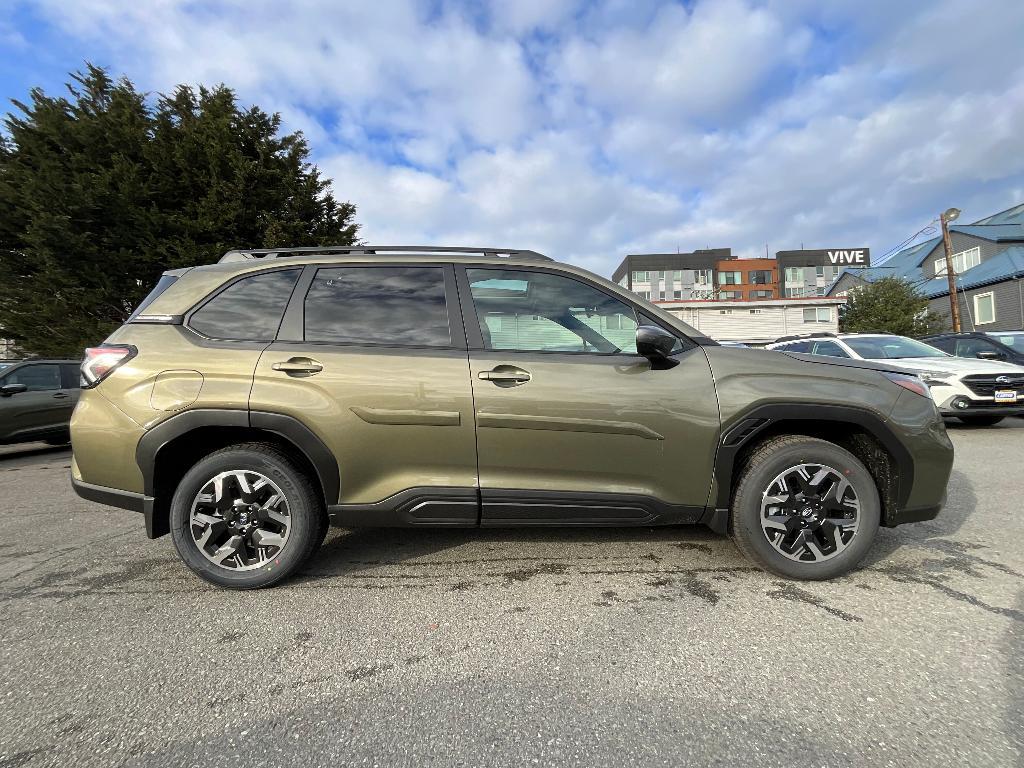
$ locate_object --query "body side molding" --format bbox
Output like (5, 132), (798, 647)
(349, 406), (461, 427)
(476, 413), (664, 440)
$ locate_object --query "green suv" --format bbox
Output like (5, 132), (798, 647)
(70, 247), (954, 588)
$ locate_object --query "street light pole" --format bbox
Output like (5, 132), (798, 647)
(940, 207), (962, 333)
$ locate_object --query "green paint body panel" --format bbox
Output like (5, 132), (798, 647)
(69, 252), (954, 534)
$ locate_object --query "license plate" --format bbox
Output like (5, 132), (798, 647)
(994, 389), (1018, 403)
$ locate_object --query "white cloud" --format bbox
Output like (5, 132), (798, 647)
(14, 0), (1024, 277)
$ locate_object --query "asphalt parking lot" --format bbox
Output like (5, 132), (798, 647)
(1, 422), (1022, 768)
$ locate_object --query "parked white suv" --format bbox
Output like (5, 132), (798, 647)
(766, 333), (1024, 425)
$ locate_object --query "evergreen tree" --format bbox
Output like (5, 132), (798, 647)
(839, 277), (946, 336)
(0, 64), (359, 357)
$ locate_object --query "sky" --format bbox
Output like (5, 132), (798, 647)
(2, 0), (1023, 277)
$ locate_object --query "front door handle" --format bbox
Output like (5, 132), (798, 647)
(478, 366), (531, 387)
(272, 358), (323, 376)
(52, 392), (70, 399)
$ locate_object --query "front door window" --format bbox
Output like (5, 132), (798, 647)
(466, 269), (639, 354)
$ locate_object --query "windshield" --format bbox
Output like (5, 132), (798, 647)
(844, 336), (949, 359)
(992, 333), (1024, 352)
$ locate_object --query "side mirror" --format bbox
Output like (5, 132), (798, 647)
(976, 350), (1004, 360)
(636, 325), (680, 369)
(0, 383), (27, 397)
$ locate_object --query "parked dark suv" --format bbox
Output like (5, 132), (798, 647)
(921, 332), (1024, 365)
(1, 359), (81, 446)
(70, 246), (954, 588)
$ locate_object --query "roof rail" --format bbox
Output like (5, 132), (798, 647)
(219, 245), (551, 264)
(772, 332), (837, 343)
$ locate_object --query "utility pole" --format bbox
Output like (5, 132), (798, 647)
(940, 207), (962, 332)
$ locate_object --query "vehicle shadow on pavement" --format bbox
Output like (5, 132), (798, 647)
(298, 524), (735, 582)
(861, 468), (976, 568)
(0, 443), (70, 462)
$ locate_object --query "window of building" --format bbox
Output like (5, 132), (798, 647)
(974, 291), (996, 325)
(2, 363), (61, 391)
(748, 309), (762, 314)
(659, 290), (666, 300)
(719, 271), (742, 285)
(638, 291), (651, 300)
(815, 266), (824, 278)
(673, 290), (682, 300)
(719, 310), (733, 315)
(695, 269), (712, 285)
(673, 271), (683, 281)
(632, 271), (648, 283)
(189, 269), (300, 341)
(304, 266), (450, 347)
(802, 307), (831, 323)
(784, 267), (804, 284)
(748, 270), (772, 285)
(719, 290), (743, 299)
(656, 271), (665, 280)
(934, 246), (981, 277)
(467, 268), (639, 354)
(751, 290), (774, 299)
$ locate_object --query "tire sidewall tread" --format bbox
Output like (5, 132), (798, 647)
(730, 435), (880, 581)
(169, 442), (325, 589)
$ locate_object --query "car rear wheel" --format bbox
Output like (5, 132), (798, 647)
(730, 435), (880, 580)
(169, 443), (325, 589)
(956, 414), (1004, 426)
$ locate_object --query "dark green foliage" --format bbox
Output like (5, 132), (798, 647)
(0, 64), (359, 356)
(839, 277), (946, 336)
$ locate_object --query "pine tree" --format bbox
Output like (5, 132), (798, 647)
(0, 64), (359, 357)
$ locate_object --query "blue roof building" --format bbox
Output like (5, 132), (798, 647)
(827, 203), (1024, 331)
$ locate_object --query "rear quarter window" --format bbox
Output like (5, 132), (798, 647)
(188, 269), (300, 341)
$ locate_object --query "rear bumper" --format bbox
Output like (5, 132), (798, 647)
(71, 478), (158, 535)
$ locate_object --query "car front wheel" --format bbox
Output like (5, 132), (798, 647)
(169, 443), (326, 589)
(730, 435), (881, 580)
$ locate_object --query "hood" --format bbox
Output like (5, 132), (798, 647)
(780, 352), (910, 375)
(869, 356), (1024, 376)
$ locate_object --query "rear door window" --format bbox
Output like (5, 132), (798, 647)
(189, 269), (300, 341)
(303, 266), (451, 347)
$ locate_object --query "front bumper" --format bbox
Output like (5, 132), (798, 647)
(930, 381), (1024, 416)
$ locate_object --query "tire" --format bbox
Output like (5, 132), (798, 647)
(730, 435), (881, 580)
(956, 414), (1005, 426)
(169, 442), (326, 589)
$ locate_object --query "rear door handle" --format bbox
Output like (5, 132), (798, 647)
(478, 366), (531, 386)
(272, 358), (323, 376)
(52, 392), (69, 399)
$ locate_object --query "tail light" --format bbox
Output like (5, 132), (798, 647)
(883, 371), (930, 398)
(81, 345), (137, 388)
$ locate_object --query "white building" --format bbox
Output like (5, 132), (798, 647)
(657, 297), (846, 345)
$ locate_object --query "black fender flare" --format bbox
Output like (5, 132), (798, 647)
(711, 402), (913, 512)
(135, 408), (340, 505)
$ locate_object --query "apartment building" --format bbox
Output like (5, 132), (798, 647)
(614, 249), (852, 303)
(715, 257), (778, 300)
(611, 249), (729, 301)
